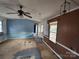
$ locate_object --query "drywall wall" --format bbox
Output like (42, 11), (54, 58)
(43, 20), (48, 36)
(41, 20), (48, 36)
(7, 19), (35, 39)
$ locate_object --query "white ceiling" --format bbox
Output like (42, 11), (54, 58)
(0, 0), (79, 22)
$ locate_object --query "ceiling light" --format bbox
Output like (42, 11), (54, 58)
(60, 0), (71, 15)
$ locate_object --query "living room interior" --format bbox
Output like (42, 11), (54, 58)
(0, 0), (79, 59)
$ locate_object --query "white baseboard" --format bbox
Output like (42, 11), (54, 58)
(57, 42), (79, 57)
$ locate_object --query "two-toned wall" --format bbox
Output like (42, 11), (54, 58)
(44, 9), (79, 59)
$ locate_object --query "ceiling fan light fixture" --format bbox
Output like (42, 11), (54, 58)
(18, 10), (23, 16)
(60, 0), (71, 15)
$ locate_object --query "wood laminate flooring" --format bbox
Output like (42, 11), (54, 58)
(0, 39), (58, 59)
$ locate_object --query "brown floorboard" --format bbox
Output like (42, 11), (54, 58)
(37, 42), (58, 59)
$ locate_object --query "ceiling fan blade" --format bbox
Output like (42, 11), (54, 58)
(24, 13), (32, 18)
(6, 12), (18, 14)
(24, 12), (31, 15)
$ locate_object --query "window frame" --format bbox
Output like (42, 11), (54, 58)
(0, 20), (3, 35)
(49, 21), (58, 43)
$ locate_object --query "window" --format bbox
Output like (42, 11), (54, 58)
(0, 21), (3, 32)
(38, 24), (43, 36)
(40, 24), (43, 33)
(49, 21), (57, 43)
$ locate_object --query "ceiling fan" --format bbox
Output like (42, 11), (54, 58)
(6, 4), (32, 18)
